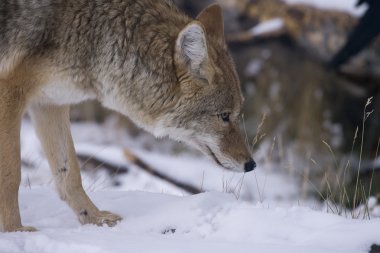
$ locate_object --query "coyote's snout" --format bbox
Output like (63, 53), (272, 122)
(0, 0), (255, 232)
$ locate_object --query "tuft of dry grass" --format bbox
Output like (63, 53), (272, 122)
(316, 97), (377, 219)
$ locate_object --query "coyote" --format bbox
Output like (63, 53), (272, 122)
(0, 0), (255, 232)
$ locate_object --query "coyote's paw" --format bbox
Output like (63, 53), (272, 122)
(95, 210), (123, 227)
(80, 209), (122, 227)
(13, 226), (38, 232)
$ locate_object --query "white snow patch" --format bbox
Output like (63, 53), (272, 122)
(282, 0), (367, 16)
(250, 18), (284, 36)
(245, 59), (263, 77)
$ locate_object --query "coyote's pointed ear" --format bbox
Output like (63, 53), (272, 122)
(197, 4), (224, 43)
(175, 22), (213, 83)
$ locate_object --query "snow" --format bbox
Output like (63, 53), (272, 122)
(20, 119), (300, 203)
(1, 188), (379, 253)
(250, 18), (284, 36)
(282, 0), (367, 16)
(245, 59), (263, 77)
(9, 118), (379, 252)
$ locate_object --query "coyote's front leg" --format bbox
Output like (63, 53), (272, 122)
(0, 85), (37, 232)
(29, 104), (122, 227)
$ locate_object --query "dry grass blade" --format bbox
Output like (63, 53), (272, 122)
(353, 97), (373, 214)
(368, 138), (380, 195)
(252, 113), (267, 148)
(322, 140), (339, 169)
(242, 113), (249, 147)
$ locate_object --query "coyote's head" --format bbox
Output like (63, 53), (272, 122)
(154, 4), (255, 172)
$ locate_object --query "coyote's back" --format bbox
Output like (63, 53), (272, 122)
(0, 0), (58, 73)
(0, 0), (190, 78)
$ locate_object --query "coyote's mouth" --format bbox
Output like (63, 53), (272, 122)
(206, 146), (223, 168)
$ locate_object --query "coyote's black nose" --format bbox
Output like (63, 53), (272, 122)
(244, 159), (256, 172)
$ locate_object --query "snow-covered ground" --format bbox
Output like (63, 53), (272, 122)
(20, 118), (300, 203)
(2, 118), (377, 252)
(1, 188), (379, 253)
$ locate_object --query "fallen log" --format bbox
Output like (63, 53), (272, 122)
(22, 149), (202, 194)
(123, 149), (202, 194)
(77, 154), (129, 175)
(226, 18), (287, 44)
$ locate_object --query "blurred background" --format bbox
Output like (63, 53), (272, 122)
(21, 0), (380, 218)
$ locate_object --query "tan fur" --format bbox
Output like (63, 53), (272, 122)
(0, 50), (27, 79)
(0, 0), (254, 232)
(0, 59), (45, 232)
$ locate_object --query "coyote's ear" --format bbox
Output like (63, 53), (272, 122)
(197, 4), (224, 43)
(175, 22), (213, 83)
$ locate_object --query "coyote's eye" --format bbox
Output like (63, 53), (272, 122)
(219, 112), (230, 122)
